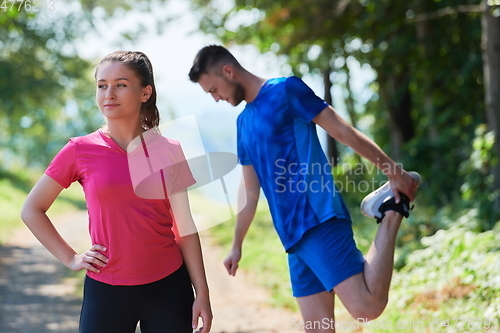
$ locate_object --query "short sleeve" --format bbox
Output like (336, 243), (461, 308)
(285, 76), (329, 122)
(169, 143), (196, 194)
(236, 115), (251, 165)
(44, 139), (80, 188)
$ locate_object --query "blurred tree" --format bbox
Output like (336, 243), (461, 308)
(193, 0), (368, 165)
(191, 0), (499, 226)
(0, 0), (169, 169)
(481, 0), (500, 211)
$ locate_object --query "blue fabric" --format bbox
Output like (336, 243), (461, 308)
(287, 218), (365, 297)
(237, 76), (350, 250)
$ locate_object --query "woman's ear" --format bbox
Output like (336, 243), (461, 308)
(142, 85), (153, 103)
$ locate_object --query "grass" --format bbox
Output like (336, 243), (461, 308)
(215, 201), (295, 310)
(0, 168), (86, 244)
(0, 167), (88, 299)
(197, 193), (388, 319)
(5, 167), (496, 332)
(195, 186), (500, 332)
(188, 189), (297, 310)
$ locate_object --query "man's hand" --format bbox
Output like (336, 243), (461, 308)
(223, 248), (242, 276)
(388, 170), (419, 203)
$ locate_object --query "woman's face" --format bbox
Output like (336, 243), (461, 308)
(95, 62), (151, 123)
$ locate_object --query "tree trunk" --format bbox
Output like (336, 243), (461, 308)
(481, 0), (500, 212)
(323, 69), (339, 166)
(344, 71), (363, 166)
(379, 73), (414, 161)
(416, 0), (439, 141)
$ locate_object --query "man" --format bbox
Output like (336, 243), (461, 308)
(189, 45), (419, 332)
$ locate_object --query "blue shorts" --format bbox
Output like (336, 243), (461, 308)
(287, 218), (365, 297)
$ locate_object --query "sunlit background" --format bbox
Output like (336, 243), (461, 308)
(1, 0), (500, 332)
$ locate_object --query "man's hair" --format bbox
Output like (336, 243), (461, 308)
(189, 45), (242, 82)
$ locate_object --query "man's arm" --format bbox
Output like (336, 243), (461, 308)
(223, 164), (261, 276)
(313, 106), (418, 202)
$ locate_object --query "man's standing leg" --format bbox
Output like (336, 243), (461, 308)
(296, 291), (335, 333)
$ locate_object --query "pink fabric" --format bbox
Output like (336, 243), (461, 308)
(45, 130), (195, 285)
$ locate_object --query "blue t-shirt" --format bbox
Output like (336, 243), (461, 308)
(237, 76), (351, 251)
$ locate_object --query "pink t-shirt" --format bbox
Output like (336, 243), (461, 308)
(45, 130), (196, 285)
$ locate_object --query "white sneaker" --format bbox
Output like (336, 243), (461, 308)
(360, 171), (422, 221)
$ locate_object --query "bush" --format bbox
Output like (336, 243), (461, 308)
(379, 210), (500, 332)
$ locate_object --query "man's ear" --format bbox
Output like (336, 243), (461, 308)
(221, 65), (235, 79)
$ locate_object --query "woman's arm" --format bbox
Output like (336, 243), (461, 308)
(21, 174), (108, 272)
(169, 190), (212, 333)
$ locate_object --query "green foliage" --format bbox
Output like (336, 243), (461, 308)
(458, 124), (498, 227)
(206, 189), (500, 328)
(190, 0), (495, 231)
(189, 14), (500, 328)
(331, 155), (381, 252)
(1, 7), (96, 167)
(0, 175), (33, 243)
(0, 0), (170, 169)
(209, 199), (297, 310)
(0, 167), (86, 244)
(331, 153), (430, 255)
(378, 217), (500, 332)
(237, 207), (296, 310)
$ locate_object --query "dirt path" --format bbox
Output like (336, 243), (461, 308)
(0, 211), (300, 333)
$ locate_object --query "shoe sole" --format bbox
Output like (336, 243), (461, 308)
(360, 171), (422, 219)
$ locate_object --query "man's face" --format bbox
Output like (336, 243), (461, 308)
(198, 72), (245, 107)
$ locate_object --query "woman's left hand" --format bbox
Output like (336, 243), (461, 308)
(192, 295), (212, 333)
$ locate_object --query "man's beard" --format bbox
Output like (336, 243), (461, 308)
(229, 80), (245, 106)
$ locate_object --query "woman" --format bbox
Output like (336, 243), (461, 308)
(21, 51), (212, 333)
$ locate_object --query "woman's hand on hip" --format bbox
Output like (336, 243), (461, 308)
(66, 244), (108, 273)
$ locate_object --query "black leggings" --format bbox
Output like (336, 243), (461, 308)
(79, 264), (194, 333)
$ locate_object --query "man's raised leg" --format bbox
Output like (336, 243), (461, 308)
(333, 172), (420, 320)
(293, 212), (401, 332)
(333, 211), (403, 321)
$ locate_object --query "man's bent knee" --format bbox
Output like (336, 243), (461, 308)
(348, 298), (387, 322)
